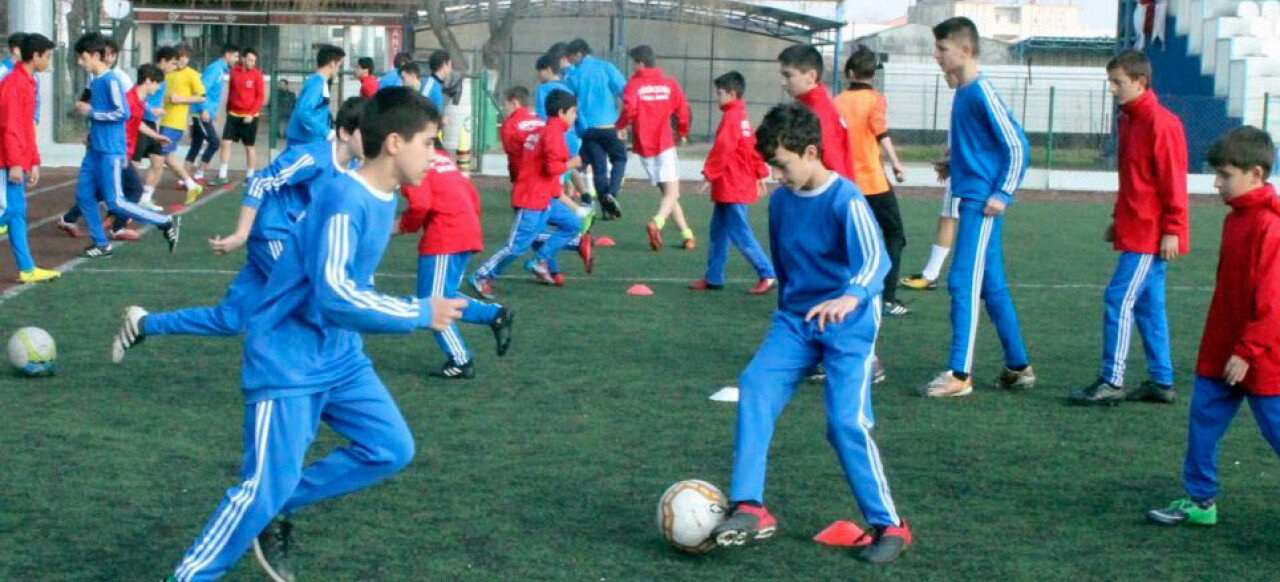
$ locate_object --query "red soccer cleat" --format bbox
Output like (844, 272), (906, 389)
(56, 219), (82, 238)
(712, 504), (778, 548)
(550, 273), (565, 287)
(689, 279), (723, 291)
(109, 229), (140, 241)
(578, 233), (595, 274)
(855, 521), (912, 564)
(682, 236), (697, 250)
(748, 278), (776, 295)
(646, 221), (663, 251)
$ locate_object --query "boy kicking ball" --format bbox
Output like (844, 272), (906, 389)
(711, 103), (911, 564)
(1147, 126), (1280, 527)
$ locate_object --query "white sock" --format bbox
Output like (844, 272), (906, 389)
(218, 164), (228, 180)
(194, 170), (204, 180)
(141, 185), (155, 203)
(922, 244), (951, 281)
(184, 178), (199, 190)
(246, 169), (255, 179)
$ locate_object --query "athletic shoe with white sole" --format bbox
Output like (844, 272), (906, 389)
(713, 504), (777, 548)
(1147, 498), (1217, 526)
(253, 516), (296, 582)
(82, 244), (114, 259)
(996, 365), (1036, 390)
(111, 306), (148, 364)
(899, 273), (937, 290)
(430, 359), (475, 379)
(920, 370), (973, 397)
(161, 216), (181, 253)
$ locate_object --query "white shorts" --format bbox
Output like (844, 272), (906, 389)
(939, 178), (960, 219)
(641, 147), (679, 186)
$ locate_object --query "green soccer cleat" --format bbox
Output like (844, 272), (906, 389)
(1147, 498), (1217, 526)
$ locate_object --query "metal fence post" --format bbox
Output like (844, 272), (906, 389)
(1046, 86), (1056, 171)
(1265, 92), (1271, 133)
(267, 64), (277, 156)
(931, 75), (940, 132)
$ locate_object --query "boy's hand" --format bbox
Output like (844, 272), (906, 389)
(567, 155), (582, 169)
(697, 181), (710, 195)
(1104, 222), (1115, 243)
(74, 101), (91, 115)
(983, 196), (1006, 216)
(932, 159), (949, 181)
(151, 107), (165, 118)
(7, 169), (21, 185)
(758, 180), (769, 197)
(892, 162), (905, 183)
(27, 166), (38, 186)
(1224, 355), (1250, 386)
(617, 128), (628, 141)
(208, 233), (247, 254)
(201, 111), (211, 123)
(680, 136), (688, 145)
(1160, 234), (1180, 261)
(428, 297), (468, 331)
(157, 134), (172, 146)
(805, 296), (861, 332)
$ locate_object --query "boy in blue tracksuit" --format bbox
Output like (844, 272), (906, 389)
(162, 87), (465, 582)
(109, 97), (368, 363)
(286, 44), (345, 147)
(379, 51), (411, 90)
(920, 18), (1035, 398)
(186, 44), (239, 185)
(72, 33), (179, 259)
(710, 104), (912, 564)
(564, 38), (627, 218)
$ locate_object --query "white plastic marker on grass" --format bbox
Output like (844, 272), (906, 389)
(709, 387), (739, 402)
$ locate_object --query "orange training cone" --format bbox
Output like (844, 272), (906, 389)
(596, 236), (616, 247)
(813, 520), (868, 547)
(626, 283), (653, 296)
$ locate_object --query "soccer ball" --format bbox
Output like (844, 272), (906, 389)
(8, 327), (55, 376)
(656, 479), (728, 553)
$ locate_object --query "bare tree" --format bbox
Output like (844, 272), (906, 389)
(422, 0), (531, 80)
(423, 0), (470, 73)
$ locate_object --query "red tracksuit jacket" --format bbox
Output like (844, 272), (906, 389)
(1196, 184), (1280, 395)
(0, 63), (40, 171)
(796, 83), (851, 179)
(126, 87), (145, 160)
(399, 151), (484, 255)
(511, 116), (570, 210)
(703, 99), (768, 204)
(616, 67), (689, 157)
(499, 107), (544, 183)
(360, 75), (378, 100)
(1115, 90), (1190, 255)
(227, 66), (265, 117)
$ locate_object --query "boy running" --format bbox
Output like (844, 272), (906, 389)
(691, 71), (773, 295)
(0, 33), (59, 283)
(710, 104), (911, 564)
(616, 45), (695, 251)
(920, 17), (1034, 398)
(159, 44), (206, 205)
(286, 44), (344, 147)
(160, 87), (465, 582)
(1146, 126), (1280, 527)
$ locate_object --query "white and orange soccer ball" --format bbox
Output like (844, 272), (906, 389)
(656, 479), (728, 553)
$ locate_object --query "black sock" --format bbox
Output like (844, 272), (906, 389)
(736, 500), (762, 508)
(1008, 364), (1027, 372)
(952, 371), (969, 381)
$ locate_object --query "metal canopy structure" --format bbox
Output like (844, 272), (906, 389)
(423, 0), (844, 45)
(1010, 36), (1118, 61)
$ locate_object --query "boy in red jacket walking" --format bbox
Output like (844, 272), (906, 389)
(0, 33), (59, 283)
(691, 71), (774, 295)
(1146, 126), (1280, 527)
(1071, 50), (1189, 405)
(499, 86), (544, 183)
(218, 47), (265, 183)
(471, 89), (585, 298)
(616, 45), (695, 251)
(777, 44), (851, 179)
(397, 151), (514, 380)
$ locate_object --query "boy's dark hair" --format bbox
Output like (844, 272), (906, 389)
(933, 17), (981, 57)
(105, 37), (119, 56)
(399, 62), (421, 77)
(777, 44), (824, 82)
(505, 85), (530, 106)
(713, 71), (746, 98)
(628, 45), (656, 67)
(243, 47), (258, 60)
(428, 49), (450, 74)
(1207, 125), (1276, 178)
(1106, 49), (1153, 86)
(546, 42), (568, 61)
(545, 89), (577, 118)
(19, 33), (54, 62)
(156, 46), (178, 63)
(8, 33), (28, 51)
(754, 103), (823, 163)
(845, 45), (878, 81)
(73, 33), (109, 59)
(316, 44), (345, 69)
(137, 63), (164, 84)
(357, 56), (375, 73)
(535, 53), (557, 72)
(336, 96), (367, 135)
(566, 38), (591, 57)
(222, 43), (240, 56)
(175, 43), (192, 58)
(360, 87), (439, 159)
(393, 51), (413, 69)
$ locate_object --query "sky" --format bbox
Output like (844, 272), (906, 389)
(848, 0), (1120, 29)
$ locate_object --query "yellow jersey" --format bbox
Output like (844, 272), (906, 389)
(161, 67), (205, 131)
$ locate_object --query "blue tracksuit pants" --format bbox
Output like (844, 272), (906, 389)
(145, 240), (281, 337)
(1101, 252), (1172, 386)
(947, 199), (1028, 374)
(475, 200), (580, 278)
(730, 302), (901, 527)
(1183, 376), (1280, 502)
(63, 160), (143, 232)
(77, 152), (171, 248)
(705, 202), (774, 286)
(416, 252), (502, 365)
(171, 366), (414, 582)
(2, 172), (35, 272)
